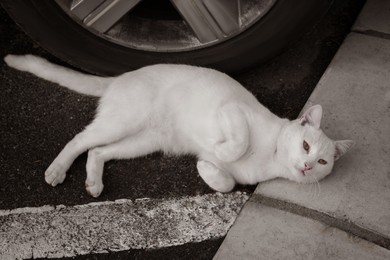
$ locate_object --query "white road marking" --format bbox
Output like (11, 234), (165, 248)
(0, 192), (249, 259)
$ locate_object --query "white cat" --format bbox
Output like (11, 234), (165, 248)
(4, 54), (354, 197)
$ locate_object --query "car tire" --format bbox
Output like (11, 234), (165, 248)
(2, 0), (332, 76)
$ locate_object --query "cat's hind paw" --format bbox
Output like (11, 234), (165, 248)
(45, 163), (66, 186)
(85, 180), (104, 198)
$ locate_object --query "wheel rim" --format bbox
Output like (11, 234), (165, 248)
(55, 0), (277, 52)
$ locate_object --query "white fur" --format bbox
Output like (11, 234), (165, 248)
(4, 54), (354, 197)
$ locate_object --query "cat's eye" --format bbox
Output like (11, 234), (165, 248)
(318, 159), (327, 165)
(303, 140), (310, 152)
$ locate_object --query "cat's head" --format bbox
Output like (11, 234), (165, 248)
(277, 105), (354, 184)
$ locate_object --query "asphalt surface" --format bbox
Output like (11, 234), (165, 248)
(0, 0), (365, 259)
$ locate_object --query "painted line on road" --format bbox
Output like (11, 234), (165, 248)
(0, 192), (249, 259)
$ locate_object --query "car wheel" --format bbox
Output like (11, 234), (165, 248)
(2, 0), (332, 76)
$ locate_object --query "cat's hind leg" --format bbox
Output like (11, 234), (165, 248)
(85, 131), (160, 197)
(197, 160), (235, 192)
(45, 117), (143, 187)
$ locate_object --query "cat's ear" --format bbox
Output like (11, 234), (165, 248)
(334, 140), (355, 160)
(299, 105), (323, 129)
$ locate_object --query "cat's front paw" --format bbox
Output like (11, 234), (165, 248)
(45, 163), (66, 186)
(197, 160), (235, 193)
(85, 179), (104, 198)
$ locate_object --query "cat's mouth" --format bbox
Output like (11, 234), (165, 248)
(294, 166), (305, 175)
(294, 164), (311, 177)
(300, 168), (311, 176)
(290, 168), (313, 184)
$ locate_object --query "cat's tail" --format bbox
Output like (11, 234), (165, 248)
(4, 54), (114, 97)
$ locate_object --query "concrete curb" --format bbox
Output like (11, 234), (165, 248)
(214, 0), (390, 258)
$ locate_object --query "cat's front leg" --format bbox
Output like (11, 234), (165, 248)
(214, 103), (249, 162)
(197, 160), (235, 192)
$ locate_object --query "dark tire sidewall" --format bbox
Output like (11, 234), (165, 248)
(2, 0), (332, 75)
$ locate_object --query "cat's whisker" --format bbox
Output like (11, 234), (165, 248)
(307, 175), (314, 198)
(312, 174), (321, 198)
(312, 182), (318, 199)
(308, 174), (321, 199)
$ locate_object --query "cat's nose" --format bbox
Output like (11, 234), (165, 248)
(304, 162), (312, 171)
